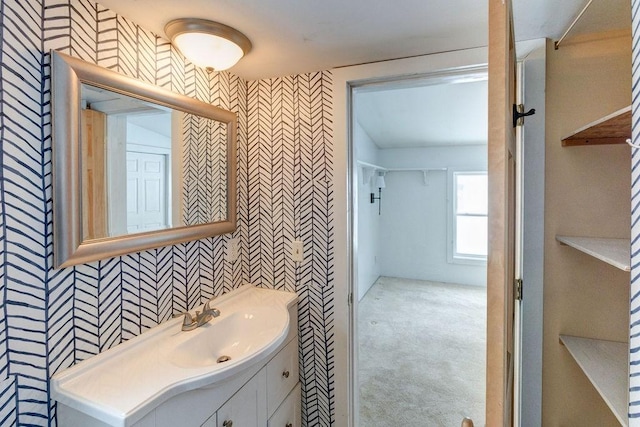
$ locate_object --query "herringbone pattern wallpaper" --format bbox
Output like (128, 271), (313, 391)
(0, 0), (335, 425)
(247, 74), (335, 426)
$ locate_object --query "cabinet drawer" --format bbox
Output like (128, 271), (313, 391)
(266, 337), (299, 417)
(216, 369), (266, 427)
(268, 383), (301, 427)
(200, 413), (216, 427)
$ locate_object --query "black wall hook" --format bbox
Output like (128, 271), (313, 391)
(513, 104), (536, 128)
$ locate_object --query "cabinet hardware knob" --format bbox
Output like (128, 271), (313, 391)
(286, 423), (292, 427)
(282, 370), (290, 378)
(223, 421), (233, 427)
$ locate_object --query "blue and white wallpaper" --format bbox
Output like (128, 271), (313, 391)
(247, 74), (335, 426)
(182, 115), (228, 225)
(0, 0), (335, 425)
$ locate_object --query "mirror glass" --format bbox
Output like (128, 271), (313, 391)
(80, 84), (228, 240)
(52, 51), (237, 268)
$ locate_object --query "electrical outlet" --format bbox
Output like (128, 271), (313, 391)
(226, 238), (239, 262)
(291, 240), (304, 262)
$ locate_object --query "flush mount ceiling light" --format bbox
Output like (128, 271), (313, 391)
(165, 18), (252, 72)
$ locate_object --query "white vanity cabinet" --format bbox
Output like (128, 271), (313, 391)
(197, 335), (299, 427)
(266, 338), (299, 417)
(199, 369), (266, 427)
(149, 319), (299, 427)
(266, 337), (300, 427)
(268, 383), (301, 427)
(215, 369), (266, 427)
(58, 332), (300, 427)
(54, 287), (300, 427)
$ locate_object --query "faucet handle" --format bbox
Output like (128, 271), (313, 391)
(180, 312), (198, 331)
(203, 302), (221, 317)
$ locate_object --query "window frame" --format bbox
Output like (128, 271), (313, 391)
(447, 169), (488, 265)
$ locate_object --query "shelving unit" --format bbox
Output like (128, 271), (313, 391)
(556, 236), (630, 271)
(559, 335), (628, 426)
(558, 106), (632, 426)
(356, 160), (447, 185)
(561, 105), (631, 146)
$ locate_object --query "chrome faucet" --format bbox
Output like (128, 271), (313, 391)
(180, 302), (221, 331)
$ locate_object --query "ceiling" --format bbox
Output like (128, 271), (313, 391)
(354, 78), (488, 148)
(83, 85), (172, 137)
(96, 0), (631, 148)
(96, 0), (630, 81)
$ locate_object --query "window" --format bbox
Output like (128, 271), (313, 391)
(449, 171), (488, 263)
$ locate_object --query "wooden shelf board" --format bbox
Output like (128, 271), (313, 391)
(562, 106), (631, 146)
(556, 235), (630, 271)
(560, 335), (628, 426)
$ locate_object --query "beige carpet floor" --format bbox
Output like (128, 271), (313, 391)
(358, 276), (486, 427)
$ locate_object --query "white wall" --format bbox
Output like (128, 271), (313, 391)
(127, 120), (171, 149)
(377, 145), (487, 286)
(355, 121), (382, 300)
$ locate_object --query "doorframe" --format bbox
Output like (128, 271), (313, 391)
(349, 68), (488, 425)
(331, 47), (489, 426)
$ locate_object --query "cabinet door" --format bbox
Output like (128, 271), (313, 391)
(266, 338), (299, 417)
(268, 383), (301, 427)
(217, 370), (267, 427)
(201, 413), (216, 427)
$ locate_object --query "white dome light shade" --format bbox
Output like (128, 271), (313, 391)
(165, 19), (252, 72)
(173, 33), (243, 70)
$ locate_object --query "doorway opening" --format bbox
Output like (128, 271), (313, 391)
(351, 69), (488, 426)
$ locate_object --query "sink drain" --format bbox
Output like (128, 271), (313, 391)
(217, 355), (231, 363)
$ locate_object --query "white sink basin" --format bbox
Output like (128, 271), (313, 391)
(169, 307), (287, 368)
(51, 285), (297, 426)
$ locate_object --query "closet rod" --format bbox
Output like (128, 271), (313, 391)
(384, 168), (447, 186)
(554, 0), (593, 50)
(384, 167), (447, 172)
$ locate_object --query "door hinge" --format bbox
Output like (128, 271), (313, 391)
(513, 104), (536, 128)
(348, 292), (353, 305)
(515, 278), (523, 301)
